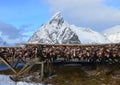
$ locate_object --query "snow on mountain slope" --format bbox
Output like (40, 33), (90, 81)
(70, 25), (109, 44)
(103, 25), (120, 43)
(29, 12), (109, 44)
(28, 12), (80, 44)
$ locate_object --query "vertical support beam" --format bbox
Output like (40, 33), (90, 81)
(96, 62), (99, 72)
(41, 61), (44, 81)
(49, 61), (53, 76)
(10, 55), (14, 65)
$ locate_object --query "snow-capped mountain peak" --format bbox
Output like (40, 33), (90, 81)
(28, 12), (110, 44)
(49, 12), (64, 27)
(28, 12), (80, 44)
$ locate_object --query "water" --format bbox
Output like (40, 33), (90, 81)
(0, 63), (24, 71)
(0, 64), (9, 70)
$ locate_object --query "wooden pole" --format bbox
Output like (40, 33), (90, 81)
(41, 61), (44, 80)
(0, 57), (17, 74)
(16, 62), (30, 76)
(16, 65), (33, 77)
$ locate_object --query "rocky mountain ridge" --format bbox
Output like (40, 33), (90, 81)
(28, 12), (120, 44)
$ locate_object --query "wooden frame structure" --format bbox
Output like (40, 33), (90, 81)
(0, 43), (120, 81)
(0, 45), (46, 81)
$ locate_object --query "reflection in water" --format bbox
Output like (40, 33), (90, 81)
(0, 63), (24, 71)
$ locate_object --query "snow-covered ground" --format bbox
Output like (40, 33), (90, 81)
(0, 75), (45, 85)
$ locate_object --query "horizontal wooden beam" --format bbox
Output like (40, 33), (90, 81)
(0, 46), (22, 48)
(16, 42), (120, 46)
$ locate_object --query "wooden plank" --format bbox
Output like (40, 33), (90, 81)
(16, 64), (33, 77)
(16, 62), (30, 76)
(41, 61), (44, 80)
(15, 61), (45, 79)
(0, 46), (22, 48)
(0, 57), (17, 74)
(16, 42), (120, 46)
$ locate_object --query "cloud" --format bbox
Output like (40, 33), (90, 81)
(48, 0), (120, 31)
(0, 21), (28, 43)
(0, 21), (24, 39)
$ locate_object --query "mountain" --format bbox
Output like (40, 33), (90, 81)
(103, 25), (120, 43)
(28, 12), (109, 44)
(28, 12), (80, 44)
(0, 37), (7, 46)
(70, 25), (109, 44)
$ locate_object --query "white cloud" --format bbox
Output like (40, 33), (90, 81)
(48, 0), (120, 31)
(0, 22), (32, 44)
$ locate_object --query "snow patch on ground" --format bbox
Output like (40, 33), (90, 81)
(0, 75), (43, 85)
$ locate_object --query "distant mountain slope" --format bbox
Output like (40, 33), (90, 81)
(103, 25), (120, 43)
(28, 12), (110, 44)
(70, 25), (109, 44)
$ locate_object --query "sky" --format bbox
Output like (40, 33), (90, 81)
(0, 0), (120, 44)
